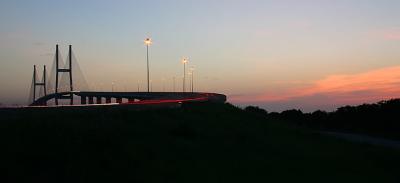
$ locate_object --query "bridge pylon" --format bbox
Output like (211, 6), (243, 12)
(55, 44), (74, 105)
(31, 65), (47, 105)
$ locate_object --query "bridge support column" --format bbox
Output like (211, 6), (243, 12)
(88, 96), (94, 104)
(116, 98), (122, 103)
(70, 94), (74, 105)
(96, 97), (102, 104)
(106, 97), (112, 103)
(81, 96), (87, 105)
(128, 98), (135, 103)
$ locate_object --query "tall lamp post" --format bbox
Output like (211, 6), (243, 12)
(182, 58), (188, 92)
(144, 38), (152, 92)
(150, 80), (153, 92)
(189, 67), (194, 93)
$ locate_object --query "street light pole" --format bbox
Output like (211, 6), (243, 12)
(144, 38), (152, 92)
(146, 44), (149, 92)
(192, 71), (194, 92)
(188, 72), (192, 93)
(190, 67), (194, 93)
(150, 80), (153, 92)
(182, 58), (188, 92)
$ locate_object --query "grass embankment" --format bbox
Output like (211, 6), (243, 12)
(0, 103), (399, 182)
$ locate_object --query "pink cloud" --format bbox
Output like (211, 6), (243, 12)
(382, 29), (400, 41)
(231, 65), (400, 106)
(369, 28), (400, 41)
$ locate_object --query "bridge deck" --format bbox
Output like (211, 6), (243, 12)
(30, 91), (226, 106)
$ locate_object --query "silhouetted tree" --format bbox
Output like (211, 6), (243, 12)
(244, 106), (268, 116)
(280, 109), (306, 125)
(277, 99), (400, 140)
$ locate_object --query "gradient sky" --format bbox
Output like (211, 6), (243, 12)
(1, 0), (400, 111)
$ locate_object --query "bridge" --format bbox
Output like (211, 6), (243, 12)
(31, 91), (226, 106)
(29, 45), (226, 106)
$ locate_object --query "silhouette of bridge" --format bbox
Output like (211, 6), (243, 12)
(29, 45), (226, 106)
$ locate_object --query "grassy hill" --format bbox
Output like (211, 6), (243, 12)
(1, 103), (399, 182)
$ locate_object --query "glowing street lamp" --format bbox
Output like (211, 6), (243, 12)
(182, 58), (188, 92)
(144, 38), (152, 92)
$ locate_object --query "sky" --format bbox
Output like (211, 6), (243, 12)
(0, 0), (400, 112)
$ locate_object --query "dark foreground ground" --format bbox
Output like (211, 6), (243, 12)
(0, 103), (399, 182)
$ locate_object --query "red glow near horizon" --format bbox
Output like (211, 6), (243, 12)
(231, 65), (400, 106)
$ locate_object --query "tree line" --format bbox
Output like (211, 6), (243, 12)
(244, 99), (400, 140)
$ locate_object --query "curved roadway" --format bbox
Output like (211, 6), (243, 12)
(30, 91), (226, 106)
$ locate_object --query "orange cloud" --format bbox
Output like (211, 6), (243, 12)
(231, 65), (400, 106)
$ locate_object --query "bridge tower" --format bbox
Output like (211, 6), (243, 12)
(55, 44), (74, 105)
(32, 65), (47, 104)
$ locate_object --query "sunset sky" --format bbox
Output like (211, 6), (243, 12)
(1, 0), (400, 111)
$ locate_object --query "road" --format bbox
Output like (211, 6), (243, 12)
(320, 131), (400, 149)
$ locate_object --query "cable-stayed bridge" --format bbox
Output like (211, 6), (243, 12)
(29, 45), (226, 106)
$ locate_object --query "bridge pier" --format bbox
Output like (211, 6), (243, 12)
(70, 94), (74, 105)
(106, 97), (112, 103)
(96, 97), (102, 104)
(88, 96), (94, 104)
(81, 96), (87, 105)
(116, 98), (122, 103)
